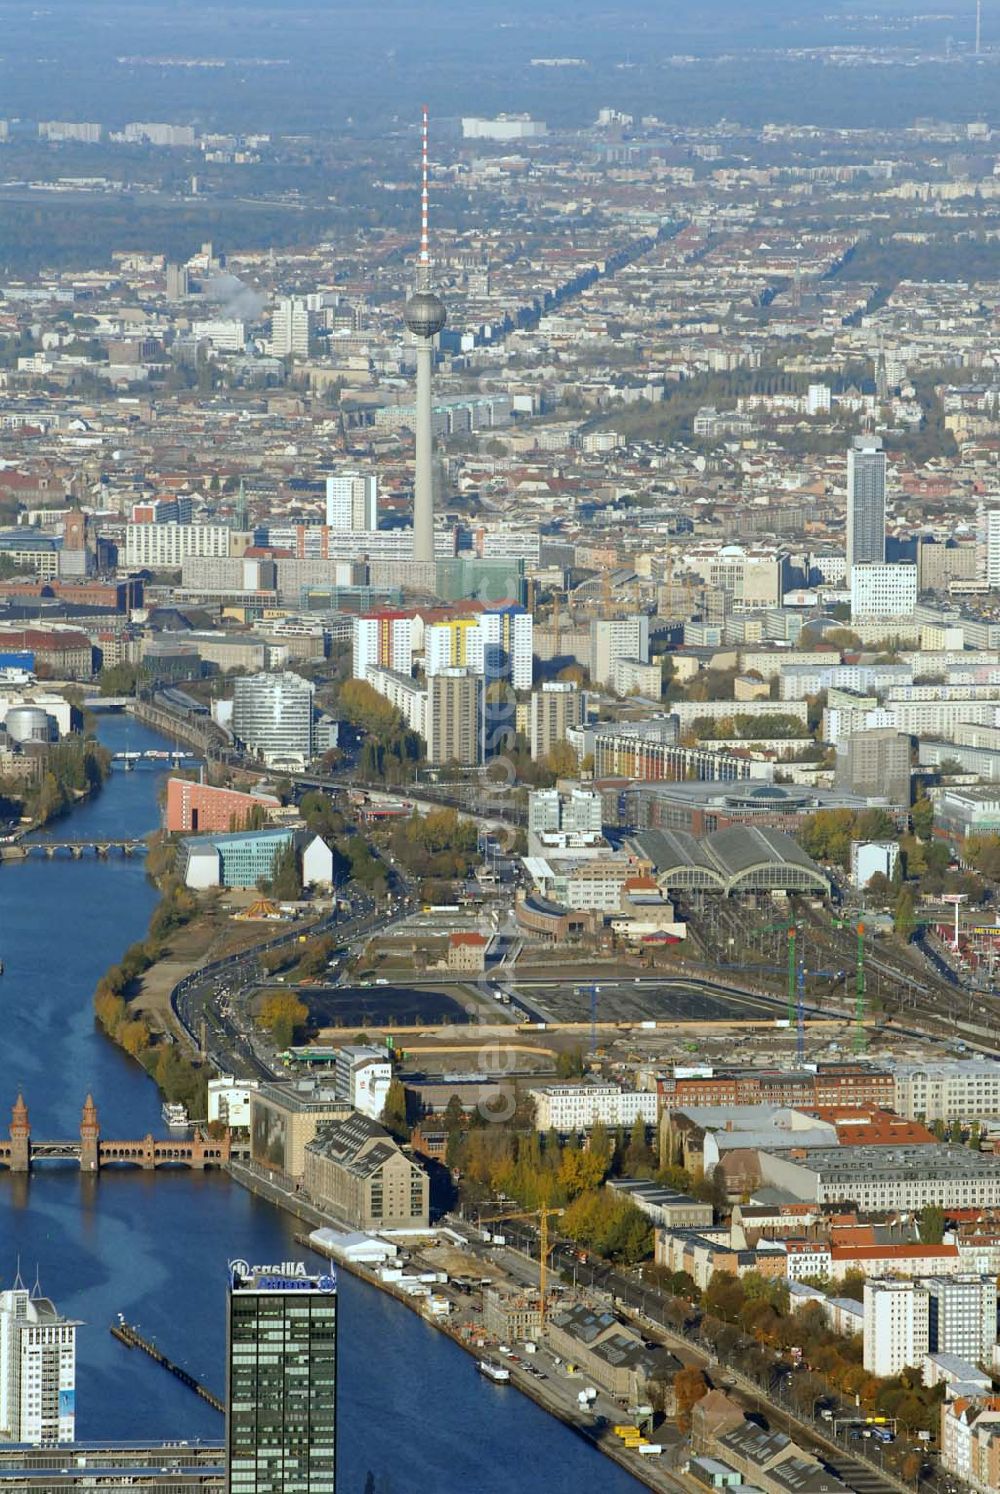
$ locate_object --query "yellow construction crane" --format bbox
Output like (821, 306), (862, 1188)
(490, 1205), (564, 1328)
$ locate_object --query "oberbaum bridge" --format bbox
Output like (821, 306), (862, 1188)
(0, 1096), (230, 1172)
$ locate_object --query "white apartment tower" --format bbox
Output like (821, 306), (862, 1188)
(863, 1280), (929, 1377)
(478, 606), (533, 690)
(850, 562), (918, 619)
(325, 471), (378, 532)
(530, 682), (583, 761)
(352, 613), (413, 683)
(0, 1279), (79, 1444)
(925, 1275), (997, 1362)
(270, 296), (313, 358)
(846, 436), (887, 580)
(590, 616), (650, 689)
(977, 504), (1000, 589)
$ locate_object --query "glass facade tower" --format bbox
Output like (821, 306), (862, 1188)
(226, 1262), (337, 1494)
(846, 435), (887, 579)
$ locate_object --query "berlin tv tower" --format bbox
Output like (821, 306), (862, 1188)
(404, 106), (447, 567)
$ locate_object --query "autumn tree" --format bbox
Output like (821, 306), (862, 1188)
(673, 1366), (709, 1430)
(257, 991), (309, 1049)
(558, 1147), (607, 1199)
(704, 1270), (745, 1322)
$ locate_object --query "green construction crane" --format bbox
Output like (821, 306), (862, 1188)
(833, 915), (866, 1053)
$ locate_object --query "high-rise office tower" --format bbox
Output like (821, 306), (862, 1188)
(403, 107), (447, 567)
(227, 1260), (338, 1494)
(270, 296), (313, 358)
(325, 470), (377, 532)
(846, 436), (886, 579)
(231, 671), (315, 768)
(0, 1274), (79, 1444)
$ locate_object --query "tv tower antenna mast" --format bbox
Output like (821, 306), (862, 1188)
(976, 0), (982, 54)
(419, 104), (430, 289)
(404, 105), (447, 568)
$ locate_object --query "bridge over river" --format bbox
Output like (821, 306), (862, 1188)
(0, 838), (146, 860)
(0, 1096), (230, 1172)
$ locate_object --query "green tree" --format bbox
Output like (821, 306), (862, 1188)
(268, 841), (302, 901)
(555, 1047), (585, 1080)
(382, 1078), (409, 1140)
(589, 1119), (611, 1169)
(919, 1203), (945, 1245)
(893, 885), (916, 941)
(911, 795), (934, 840)
(623, 1113), (654, 1177)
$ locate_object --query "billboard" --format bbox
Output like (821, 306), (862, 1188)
(251, 1101), (287, 1172)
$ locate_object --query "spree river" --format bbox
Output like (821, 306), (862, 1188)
(0, 714), (637, 1493)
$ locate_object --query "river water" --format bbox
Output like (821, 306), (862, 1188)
(0, 714), (638, 1492)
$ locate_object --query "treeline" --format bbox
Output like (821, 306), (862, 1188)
(298, 790), (388, 896)
(799, 806), (986, 919)
(386, 807), (478, 882)
(690, 1268), (945, 1437)
(0, 735), (110, 826)
(92, 872), (207, 1119)
(688, 712), (807, 741)
(444, 1108), (664, 1265)
(338, 679), (423, 786)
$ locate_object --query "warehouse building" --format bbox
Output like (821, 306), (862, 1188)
(303, 1112), (429, 1230)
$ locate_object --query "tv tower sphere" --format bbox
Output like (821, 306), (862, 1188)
(405, 289), (447, 340)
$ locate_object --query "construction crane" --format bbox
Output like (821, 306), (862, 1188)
(490, 1205), (564, 1329)
(833, 916), (866, 1053)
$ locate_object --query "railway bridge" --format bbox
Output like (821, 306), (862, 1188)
(0, 1096), (230, 1172)
(0, 838), (146, 860)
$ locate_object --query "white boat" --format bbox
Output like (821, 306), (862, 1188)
(477, 1358), (510, 1384)
(162, 1102), (189, 1128)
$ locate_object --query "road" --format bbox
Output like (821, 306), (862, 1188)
(461, 1217), (924, 1494)
(170, 892), (399, 1078)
